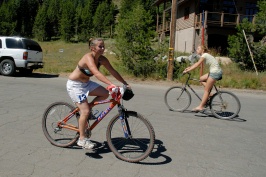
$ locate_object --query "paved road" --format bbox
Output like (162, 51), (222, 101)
(0, 73), (266, 177)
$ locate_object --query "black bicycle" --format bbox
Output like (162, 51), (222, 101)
(164, 73), (241, 119)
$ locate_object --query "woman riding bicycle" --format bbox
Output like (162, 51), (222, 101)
(66, 38), (129, 149)
(183, 45), (222, 112)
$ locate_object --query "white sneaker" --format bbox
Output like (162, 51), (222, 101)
(77, 138), (95, 149)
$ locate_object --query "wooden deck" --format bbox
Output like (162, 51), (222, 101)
(157, 11), (256, 34)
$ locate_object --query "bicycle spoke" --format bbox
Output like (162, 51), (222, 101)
(42, 102), (79, 147)
(210, 91), (241, 119)
(164, 86), (191, 111)
(107, 111), (155, 162)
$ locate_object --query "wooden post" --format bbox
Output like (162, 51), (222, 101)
(221, 12), (224, 27)
(156, 6), (159, 32)
(204, 11), (208, 28)
(252, 15), (256, 24)
(167, 0), (177, 81)
(200, 11), (206, 77)
(162, 10), (166, 33)
(199, 13), (202, 27)
(237, 14), (240, 25)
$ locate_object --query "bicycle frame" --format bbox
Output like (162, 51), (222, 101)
(57, 98), (125, 134)
(182, 73), (219, 102)
(165, 72), (240, 119)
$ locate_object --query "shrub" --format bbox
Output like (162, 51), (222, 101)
(115, 3), (156, 77)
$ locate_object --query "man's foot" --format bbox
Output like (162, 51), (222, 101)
(77, 138), (95, 149)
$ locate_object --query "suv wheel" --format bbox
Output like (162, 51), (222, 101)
(0, 59), (16, 76)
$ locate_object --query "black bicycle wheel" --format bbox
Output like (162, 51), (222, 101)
(42, 102), (79, 147)
(106, 111), (155, 163)
(164, 86), (191, 111)
(210, 91), (241, 119)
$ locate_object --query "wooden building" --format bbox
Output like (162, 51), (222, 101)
(153, 0), (258, 54)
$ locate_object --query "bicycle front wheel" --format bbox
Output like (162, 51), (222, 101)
(210, 91), (241, 119)
(42, 102), (79, 147)
(164, 86), (191, 111)
(106, 111), (155, 163)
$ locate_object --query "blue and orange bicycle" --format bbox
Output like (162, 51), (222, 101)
(42, 86), (155, 163)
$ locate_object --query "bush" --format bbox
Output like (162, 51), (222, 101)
(227, 4), (266, 72)
(115, 2), (157, 78)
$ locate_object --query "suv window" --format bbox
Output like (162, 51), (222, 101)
(0, 39), (2, 48)
(23, 39), (42, 51)
(6, 38), (24, 49)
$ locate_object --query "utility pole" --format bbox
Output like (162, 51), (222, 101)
(200, 10), (205, 77)
(167, 0), (177, 81)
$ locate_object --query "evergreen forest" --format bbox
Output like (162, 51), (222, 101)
(0, 0), (156, 42)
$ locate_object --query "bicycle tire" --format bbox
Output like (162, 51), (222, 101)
(42, 102), (79, 147)
(210, 91), (241, 119)
(164, 86), (192, 112)
(106, 111), (155, 163)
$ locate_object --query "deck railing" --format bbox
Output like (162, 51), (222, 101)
(157, 21), (171, 33)
(156, 11), (256, 33)
(195, 11), (256, 28)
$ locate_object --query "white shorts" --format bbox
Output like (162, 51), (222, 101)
(66, 79), (100, 103)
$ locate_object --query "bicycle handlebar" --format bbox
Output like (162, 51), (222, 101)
(107, 85), (134, 101)
(179, 72), (191, 78)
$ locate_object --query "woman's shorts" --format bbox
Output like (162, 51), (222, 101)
(209, 71), (223, 81)
(66, 79), (100, 103)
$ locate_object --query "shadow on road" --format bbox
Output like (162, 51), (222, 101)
(84, 139), (172, 165)
(181, 110), (246, 122)
(13, 72), (59, 78)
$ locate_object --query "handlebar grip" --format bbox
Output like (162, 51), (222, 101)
(181, 72), (190, 76)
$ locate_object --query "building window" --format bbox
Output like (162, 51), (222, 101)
(184, 7), (190, 19)
(244, 2), (258, 22)
(223, 0), (237, 14)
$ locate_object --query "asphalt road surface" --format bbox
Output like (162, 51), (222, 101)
(0, 73), (266, 177)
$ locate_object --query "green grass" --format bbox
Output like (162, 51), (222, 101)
(38, 39), (118, 74)
(37, 40), (266, 91)
(220, 64), (266, 90)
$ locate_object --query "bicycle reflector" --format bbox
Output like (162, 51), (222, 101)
(122, 88), (134, 101)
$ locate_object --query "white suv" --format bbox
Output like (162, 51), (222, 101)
(0, 36), (43, 76)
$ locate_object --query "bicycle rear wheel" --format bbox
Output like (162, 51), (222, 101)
(106, 111), (155, 163)
(42, 102), (79, 147)
(210, 91), (241, 119)
(164, 86), (191, 111)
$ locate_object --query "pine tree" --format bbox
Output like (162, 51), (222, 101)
(60, 0), (75, 42)
(115, 3), (155, 76)
(0, 0), (17, 35)
(15, 0), (39, 37)
(93, 1), (108, 37)
(46, 0), (61, 39)
(104, 1), (116, 37)
(78, 0), (94, 41)
(33, 1), (48, 41)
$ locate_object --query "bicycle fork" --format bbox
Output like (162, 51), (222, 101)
(118, 105), (132, 139)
